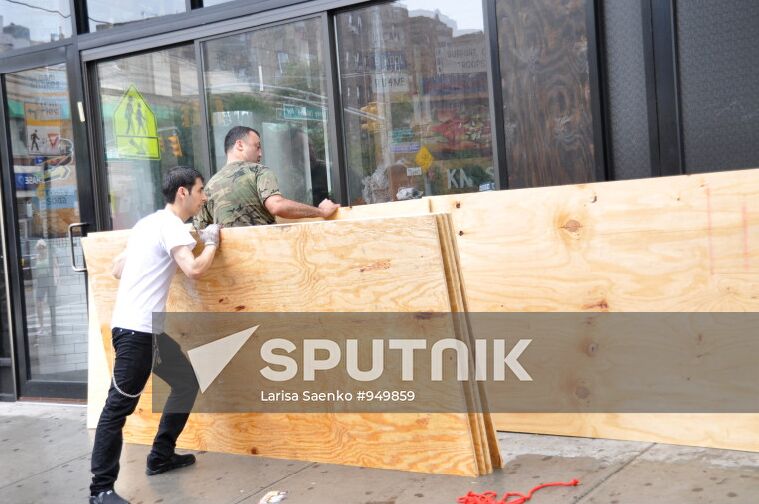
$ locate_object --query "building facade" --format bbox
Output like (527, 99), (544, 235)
(0, 0), (757, 400)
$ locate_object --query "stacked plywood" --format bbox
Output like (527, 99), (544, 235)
(280, 168), (759, 452)
(86, 168), (759, 456)
(83, 214), (501, 476)
(427, 169), (759, 451)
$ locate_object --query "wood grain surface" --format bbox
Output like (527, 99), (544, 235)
(83, 215), (489, 476)
(429, 169), (759, 451)
(436, 213), (502, 471)
(85, 168), (759, 455)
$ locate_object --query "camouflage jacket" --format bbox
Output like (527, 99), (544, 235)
(194, 161), (281, 229)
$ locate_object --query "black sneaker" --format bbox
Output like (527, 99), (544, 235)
(145, 453), (196, 476)
(89, 489), (130, 504)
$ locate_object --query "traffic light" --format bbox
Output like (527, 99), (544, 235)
(167, 134), (183, 158)
(181, 105), (193, 128)
(360, 101), (380, 133)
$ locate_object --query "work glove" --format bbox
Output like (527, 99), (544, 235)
(198, 223), (221, 248)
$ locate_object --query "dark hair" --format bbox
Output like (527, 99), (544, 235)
(224, 126), (260, 153)
(162, 166), (204, 204)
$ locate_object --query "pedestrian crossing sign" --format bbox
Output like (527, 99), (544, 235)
(113, 85), (160, 160)
(415, 145), (435, 174)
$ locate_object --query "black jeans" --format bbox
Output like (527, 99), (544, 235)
(90, 328), (199, 495)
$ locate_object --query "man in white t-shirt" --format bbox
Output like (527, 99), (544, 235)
(89, 167), (221, 504)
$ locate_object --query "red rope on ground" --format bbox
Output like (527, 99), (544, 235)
(457, 479), (580, 504)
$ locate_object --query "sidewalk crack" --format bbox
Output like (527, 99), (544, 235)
(574, 443), (655, 503)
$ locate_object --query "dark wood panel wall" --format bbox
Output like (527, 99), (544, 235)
(496, 0), (597, 188)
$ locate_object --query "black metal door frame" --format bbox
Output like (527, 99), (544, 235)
(0, 45), (95, 400)
(0, 176), (15, 401)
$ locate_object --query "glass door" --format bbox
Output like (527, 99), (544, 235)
(0, 47), (93, 399)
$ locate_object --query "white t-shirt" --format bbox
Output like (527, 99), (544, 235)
(111, 209), (196, 333)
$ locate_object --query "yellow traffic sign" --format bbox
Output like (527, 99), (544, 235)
(113, 85), (160, 160)
(415, 145), (435, 174)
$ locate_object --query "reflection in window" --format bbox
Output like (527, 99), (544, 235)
(336, 1), (494, 205)
(97, 45), (201, 229)
(5, 65), (88, 383)
(0, 0), (70, 52)
(86, 0), (185, 32)
(496, 0), (596, 188)
(203, 18), (332, 205)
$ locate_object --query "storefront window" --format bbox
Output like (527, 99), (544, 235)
(203, 18), (332, 205)
(0, 0), (70, 52)
(97, 45), (202, 229)
(496, 0), (596, 188)
(86, 0), (186, 32)
(336, 1), (493, 205)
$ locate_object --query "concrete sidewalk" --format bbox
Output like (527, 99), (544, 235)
(0, 402), (757, 503)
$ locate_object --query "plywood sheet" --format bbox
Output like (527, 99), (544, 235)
(83, 215), (484, 476)
(428, 169), (759, 451)
(428, 170), (759, 312)
(435, 213), (502, 471)
(86, 168), (759, 453)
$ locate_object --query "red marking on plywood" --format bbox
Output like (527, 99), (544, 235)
(742, 202), (750, 271)
(359, 259), (391, 273)
(581, 299), (609, 311)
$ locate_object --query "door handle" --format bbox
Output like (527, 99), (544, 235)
(67, 222), (88, 273)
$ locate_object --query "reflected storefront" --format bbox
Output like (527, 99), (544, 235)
(336, 0), (494, 204)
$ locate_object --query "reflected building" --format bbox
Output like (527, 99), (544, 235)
(0, 19), (31, 52)
(336, 3), (493, 204)
(203, 19), (331, 205)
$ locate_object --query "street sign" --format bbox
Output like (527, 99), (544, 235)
(113, 85), (160, 160)
(415, 145), (435, 174)
(391, 142), (420, 153)
(282, 104), (325, 121)
(24, 102), (62, 155)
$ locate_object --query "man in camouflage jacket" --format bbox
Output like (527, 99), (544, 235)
(194, 126), (339, 228)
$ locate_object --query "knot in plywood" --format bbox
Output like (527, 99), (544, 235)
(562, 219), (583, 234)
(358, 259), (392, 273)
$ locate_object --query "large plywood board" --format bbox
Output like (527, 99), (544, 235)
(435, 213), (502, 471)
(428, 169), (759, 451)
(429, 170), (759, 312)
(86, 168), (759, 452)
(83, 215), (486, 476)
